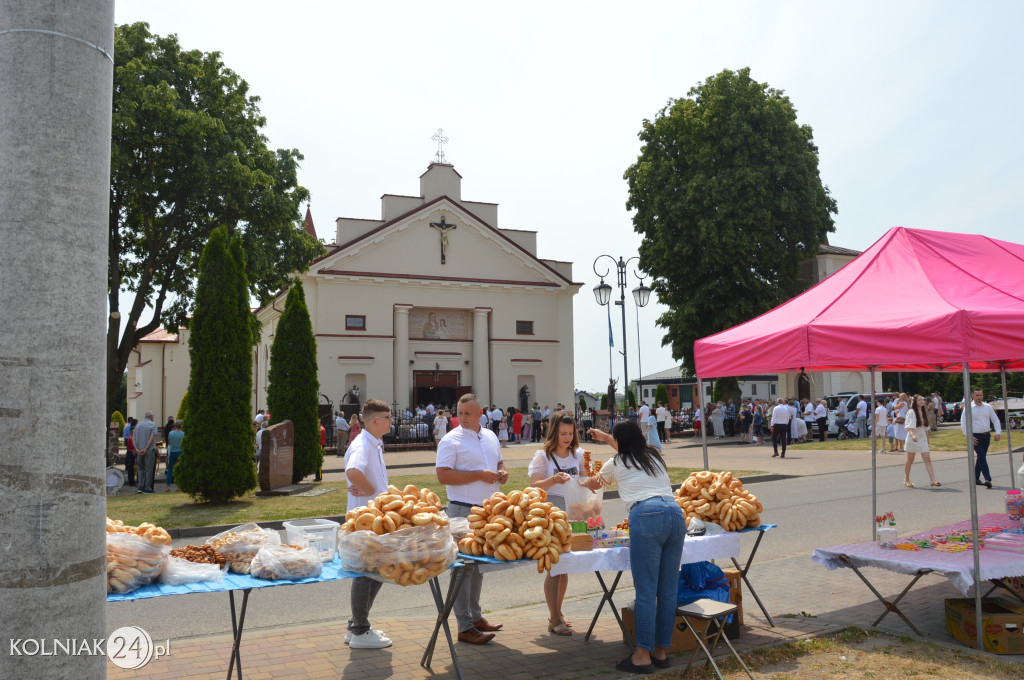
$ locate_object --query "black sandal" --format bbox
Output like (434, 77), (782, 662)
(651, 656), (671, 669)
(615, 657), (654, 674)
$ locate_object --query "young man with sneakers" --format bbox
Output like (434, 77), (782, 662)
(344, 399), (395, 648)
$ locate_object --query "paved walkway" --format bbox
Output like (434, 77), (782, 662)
(107, 428), (1024, 676)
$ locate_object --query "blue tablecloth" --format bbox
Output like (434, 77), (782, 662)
(106, 559), (364, 602)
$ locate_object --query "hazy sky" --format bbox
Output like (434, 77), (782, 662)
(114, 1), (1023, 394)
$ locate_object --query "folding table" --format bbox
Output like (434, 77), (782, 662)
(459, 529), (744, 648)
(812, 513), (1024, 636)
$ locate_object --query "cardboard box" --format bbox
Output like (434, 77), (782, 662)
(621, 602), (738, 652)
(621, 606), (700, 653)
(723, 568), (744, 626)
(945, 598), (1024, 654)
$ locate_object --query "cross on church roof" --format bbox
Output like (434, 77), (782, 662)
(431, 128), (449, 164)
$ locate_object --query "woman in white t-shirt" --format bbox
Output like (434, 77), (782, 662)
(433, 410), (449, 445)
(529, 412), (584, 636)
(584, 420), (683, 674)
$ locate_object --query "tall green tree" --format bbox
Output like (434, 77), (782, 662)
(106, 22), (325, 425)
(654, 384), (669, 406)
(174, 226), (257, 503)
(266, 283), (323, 483)
(625, 67), (837, 375)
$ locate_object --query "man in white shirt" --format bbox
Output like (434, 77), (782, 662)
(770, 398), (792, 458)
(835, 399), (849, 432)
(930, 394), (942, 432)
(961, 389), (1002, 488)
(873, 399), (889, 452)
(856, 396), (869, 438)
(638, 401), (651, 437)
(655, 403), (668, 443)
(490, 405), (503, 436)
(814, 399), (828, 442)
(344, 399), (395, 648)
(436, 394), (508, 644)
(335, 411), (350, 454)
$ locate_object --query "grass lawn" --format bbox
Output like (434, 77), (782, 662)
(670, 627), (1023, 679)
(106, 466), (766, 529)
(787, 427), (973, 452)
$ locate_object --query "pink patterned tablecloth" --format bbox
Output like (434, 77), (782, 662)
(812, 513), (1024, 594)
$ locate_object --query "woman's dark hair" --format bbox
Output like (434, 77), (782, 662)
(611, 419), (666, 476)
(910, 394), (930, 429)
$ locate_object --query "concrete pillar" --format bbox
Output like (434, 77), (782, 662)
(393, 305), (411, 409)
(0, 1), (114, 678)
(472, 308), (491, 404)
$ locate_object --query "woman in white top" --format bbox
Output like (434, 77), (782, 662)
(711, 403), (725, 439)
(584, 420), (683, 674)
(873, 399), (889, 452)
(529, 412), (585, 636)
(433, 410), (449, 445)
(892, 393), (909, 453)
(903, 394), (939, 487)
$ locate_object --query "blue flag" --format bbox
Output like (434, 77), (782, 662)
(608, 307), (614, 347)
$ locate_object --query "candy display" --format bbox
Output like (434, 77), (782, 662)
(1006, 490), (1023, 520)
(674, 471), (762, 531)
(458, 487), (572, 573)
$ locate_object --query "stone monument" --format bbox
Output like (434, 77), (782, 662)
(257, 420), (297, 495)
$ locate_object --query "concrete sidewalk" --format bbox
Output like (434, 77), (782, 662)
(105, 548), (1024, 679)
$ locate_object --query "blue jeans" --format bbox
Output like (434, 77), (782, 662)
(628, 496), (686, 651)
(973, 432), (991, 483)
(166, 450), (181, 487)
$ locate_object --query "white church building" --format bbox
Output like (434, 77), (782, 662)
(129, 162), (581, 423)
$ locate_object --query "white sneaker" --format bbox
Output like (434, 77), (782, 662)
(348, 629), (392, 649)
(344, 628), (384, 644)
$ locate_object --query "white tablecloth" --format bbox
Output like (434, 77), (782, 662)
(471, 531), (740, 575)
(812, 513), (1024, 594)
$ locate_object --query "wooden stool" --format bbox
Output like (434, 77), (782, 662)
(676, 599), (754, 680)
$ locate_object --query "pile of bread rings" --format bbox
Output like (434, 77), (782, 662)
(342, 484), (449, 534)
(675, 470), (762, 531)
(458, 487), (572, 573)
(339, 484), (457, 586)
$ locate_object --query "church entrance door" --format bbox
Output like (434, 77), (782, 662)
(413, 370), (461, 408)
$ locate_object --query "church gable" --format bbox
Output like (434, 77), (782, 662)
(317, 198), (568, 288)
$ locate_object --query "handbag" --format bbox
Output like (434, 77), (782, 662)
(895, 416), (905, 424)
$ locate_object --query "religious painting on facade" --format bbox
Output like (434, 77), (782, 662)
(409, 308), (470, 340)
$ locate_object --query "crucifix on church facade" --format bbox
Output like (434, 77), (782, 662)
(430, 217), (457, 264)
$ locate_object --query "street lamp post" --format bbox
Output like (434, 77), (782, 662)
(593, 255), (651, 415)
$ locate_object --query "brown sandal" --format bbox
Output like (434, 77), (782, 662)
(930, 481), (942, 487)
(548, 619), (573, 636)
(904, 481), (915, 488)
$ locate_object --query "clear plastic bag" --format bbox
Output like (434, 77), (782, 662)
(448, 516), (471, 540)
(106, 532), (169, 594)
(564, 478), (604, 530)
(205, 522), (281, 574)
(250, 544), (322, 581)
(160, 556), (226, 585)
(339, 522), (457, 586)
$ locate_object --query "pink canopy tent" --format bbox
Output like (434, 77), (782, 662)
(694, 226), (1024, 377)
(692, 226), (1024, 650)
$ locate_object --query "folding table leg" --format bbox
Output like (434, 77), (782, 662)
(583, 571), (631, 648)
(838, 555), (929, 636)
(730, 528), (774, 627)
(985, 578), (1024, 606)
(421, 566), (466, 680)
(226, 588), (252, 680)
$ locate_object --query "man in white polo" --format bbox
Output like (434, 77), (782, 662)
(770, 397), (792, 458)
(638, 400), (651, 437)
(855, 396), (869, 438)
(344, 399), (394, 648)
(962, 388), (1001, 489)
(436, 393), (508, 644)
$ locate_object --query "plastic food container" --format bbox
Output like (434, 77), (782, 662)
(283, 519), (340, 562)
(1005, 490), (1023, 520)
